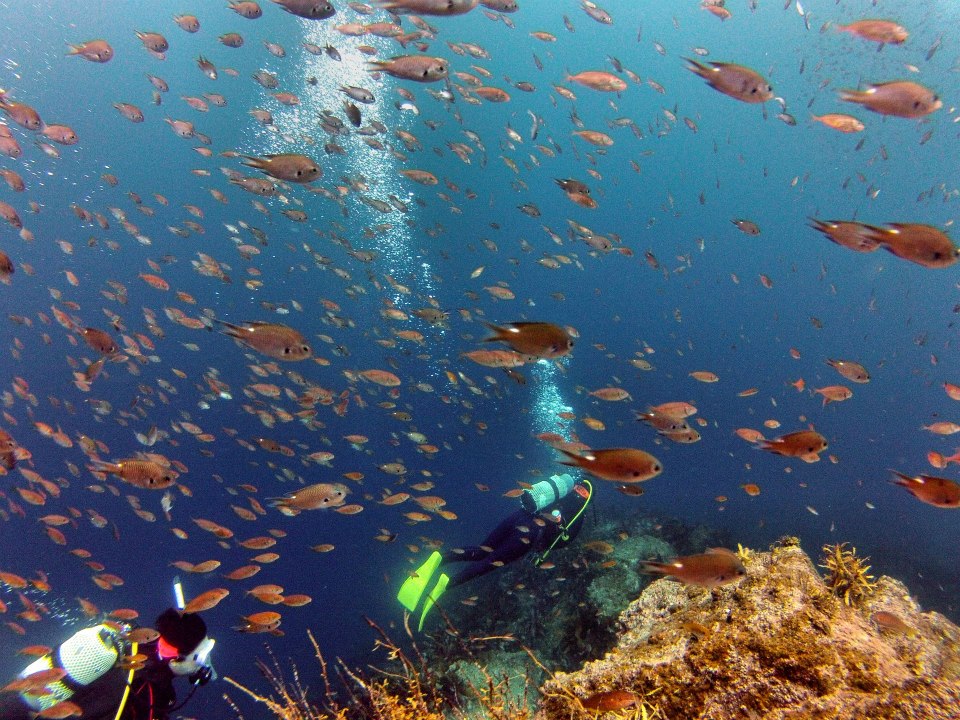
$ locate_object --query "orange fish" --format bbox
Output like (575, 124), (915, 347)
(89, 459), (178, 490)
(826, 359), (870, 383)
(482, 321), (573, 359)
(839, 81), (941, 119)
(757, 430), (828, 463)
(559, 447), (662, 483)
(810, 113), (865, 133)
(269, 482), (349, 515)
(566, 70), (627, 93)
(808, 219), (881, 254)
(216, 320), (312, 361)
(890, 471), (960, 508)
(813, 385), (853, 406)
(640, 548), (746, 588)
(183, 588), (230, 613)
(684, 59), (773, 103)
(580, 690), (639, 712)
(81, 327), (118, 355)
(66, 39), (114, 62)
(865, 224), (958, 269)
(835, 19), (908, 45)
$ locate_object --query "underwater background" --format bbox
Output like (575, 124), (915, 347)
(0, 0), (958, 715)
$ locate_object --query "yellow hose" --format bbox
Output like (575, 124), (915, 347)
(112, 641), (138, 720)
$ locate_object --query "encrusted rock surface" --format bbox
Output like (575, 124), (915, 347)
(540, 543), (960, 719)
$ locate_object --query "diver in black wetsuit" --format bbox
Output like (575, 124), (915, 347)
(442, 482), (589, 587)
(397, 473), (592, 630)
(0, 608), (214, 720)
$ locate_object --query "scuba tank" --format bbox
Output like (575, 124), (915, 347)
(520, 473), (575, 513)
(16, 624), (123, 712)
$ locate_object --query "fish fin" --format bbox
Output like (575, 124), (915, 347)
(638, 561), (670, 576)
(682, 57), (711, 80)
(239, 156), (266, 170)
(888, 470), (915, 488)
(480, 321), (507, 342)
(837, 89), (866, 104)
(212, 318), (244, 337)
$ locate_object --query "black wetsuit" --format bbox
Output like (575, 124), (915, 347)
(0, 641), (178, 720)
(442, 488), (588, 587)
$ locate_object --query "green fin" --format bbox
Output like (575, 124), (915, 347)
(418, 572), (449, 632)
(397, 551), (442, 612)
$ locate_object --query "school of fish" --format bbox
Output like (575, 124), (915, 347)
(0, 0), (956, 684)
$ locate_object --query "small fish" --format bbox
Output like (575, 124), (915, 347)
(827, 359), (870, 383)
(67, 39), (114, 63)
(216, 320), (312, 361)
(890, 471), (960, 508)
(685, 59), (773, 103)
(757, 429), (828, 463)
(839, 81), (941, 119)
(732, 219), (761, 235)
(240, 153), (321, 183)
(367, 56), (449, 82)
(559, 447), (662, 483)
(811, 113), (864, 133)
(89, 459), (178, 489)
(269, 483), (349, 515)
(482, 321), (573, 359)
(835, 19), (908, 45)
(640, 547), (746, 588)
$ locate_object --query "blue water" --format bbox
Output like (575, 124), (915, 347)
(0, 0), (958, 714)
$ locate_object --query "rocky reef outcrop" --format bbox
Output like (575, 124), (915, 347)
(540, 540), (960, 719)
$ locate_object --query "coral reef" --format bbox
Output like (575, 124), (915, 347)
(819, 542), (877, 606)
(225, 542), (960, 720)
(541, 542), (960, 719)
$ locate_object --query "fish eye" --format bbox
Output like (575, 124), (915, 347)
(283, 347), (291, 354)
(750, 87), (757, 94)
(913, 101), (922, 109)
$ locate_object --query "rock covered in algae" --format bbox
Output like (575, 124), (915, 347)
(540, 543), (960, 719)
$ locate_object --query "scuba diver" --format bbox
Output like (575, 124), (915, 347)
(398, 473), (592, 631)
(0, 606), (215, 720)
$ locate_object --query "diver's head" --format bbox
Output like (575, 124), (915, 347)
(156, 608), (207, 660)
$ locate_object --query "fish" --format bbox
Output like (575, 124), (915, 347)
(272, 0), (336, 19)
(240, 154), (321, 183)
(559, 447), (662, 483)
(864, 224), (958, 269)
(89, 459), (178, 490)
(684, 59), (773, 103)
(580, 690), (639, 712)
(234, 611), (282, 632)
(378, 0), (478, 15)
(835, 19), (908, 45)
(810, 113), (865, 133)
(838, 81), (941, 119)
(827, 359), (870, 383)
(229, 1), (263, 19)
(481, 321), (573, 359)
(566, 70), (627, 92)
(269, 482), (349, 515)
(639, 547), (746, 588)
(66, 39), (114, 62)
(813, 385), (853, 406)
(889, 471), (960, 509)
(809, 219), (881, 254)
(757, 430), (828, 463)
(215, 320), (312, 361)
(367, 56), (449, 82)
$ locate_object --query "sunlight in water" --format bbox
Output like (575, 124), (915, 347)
(247, 20), (436, 308)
